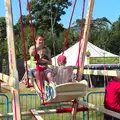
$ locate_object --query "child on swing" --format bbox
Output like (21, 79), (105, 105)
(55, 55), (73, 84)
(57, 55), (67, 66)
(28, 36), (56, 100)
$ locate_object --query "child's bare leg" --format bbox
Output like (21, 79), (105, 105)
(45, 71), (56, 99)
(33, 70), (45, 90)
(46, 72), (53, 83)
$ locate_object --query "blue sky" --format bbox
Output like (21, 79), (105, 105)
(0, 0), (120, 28)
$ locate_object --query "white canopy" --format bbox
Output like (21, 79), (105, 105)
(52, 42), (118, 66)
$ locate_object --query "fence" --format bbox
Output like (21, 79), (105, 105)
(0, 91), (105, 120)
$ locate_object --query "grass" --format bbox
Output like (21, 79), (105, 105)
(0, 86), (105, 120)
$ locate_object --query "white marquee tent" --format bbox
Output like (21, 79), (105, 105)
(52, 42), (119, 66)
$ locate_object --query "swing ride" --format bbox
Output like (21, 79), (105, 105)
(0, 0), (120, 120)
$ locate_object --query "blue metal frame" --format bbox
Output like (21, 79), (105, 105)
(0, 94), (9, 120)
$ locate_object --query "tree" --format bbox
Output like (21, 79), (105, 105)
(29, 0), (71, 33)
(0, 17), (7, 72)
(0, 17), (6, 39)
(14, 25), (33, 59)
(22, 0), (71, 56)
(0, 17), (7, 57)
(71, 17), (112, 51)
(13, 13), (39, 58)
(107, 16), (120, 55)
(29, 0), (71, 49)
(13, 0), (72, 57)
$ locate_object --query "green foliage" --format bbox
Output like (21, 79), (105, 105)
(12, 0), (72, 58)
(0, 17), (8, 58)
(71, 17), (120, 55)
(15, 26), (33, 59)
(30, 0), (71, 34)
(1, 1), (120, 60)
(106, 17), (120, 55)
(0, 17), (6, 40)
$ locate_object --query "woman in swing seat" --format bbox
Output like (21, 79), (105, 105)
(28, 35), (56, 100)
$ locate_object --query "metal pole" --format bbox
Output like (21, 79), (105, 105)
(103, 52), (106, 87)
(79, 0), (94, 81)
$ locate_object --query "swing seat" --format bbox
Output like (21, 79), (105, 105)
(50, 80), (88, 103)
(22, 62), (88, 102)
(48, 66), (88, 103)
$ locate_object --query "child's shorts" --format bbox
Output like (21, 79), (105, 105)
(44, 68), (52, 76)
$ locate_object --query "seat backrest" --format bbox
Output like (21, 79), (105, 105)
(53, 66), (73, 85)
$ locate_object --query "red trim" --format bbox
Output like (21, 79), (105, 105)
(76, 0), (86, 80)
(36, 65), (45, 103)
(18, 0), (30, 87)
(10, 48), (13, 69)
(62, 0), (77, 54)
(30, 109), (40, 120)
(26, 0), (45, 104)
(56, 107), (89, 113)
(42, 99), (74, 105)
